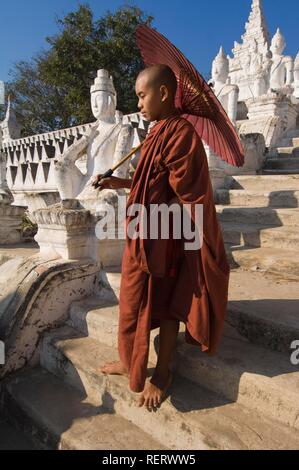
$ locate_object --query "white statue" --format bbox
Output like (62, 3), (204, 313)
(293, 52), (299, 99)
(240, 50), (251, 80)
(247, 39), (270, 97)
(211, 47), (239, 125)
(54, 69), (134, 203)
(249, 40), (263, 76)
(269, 28), (293, 93)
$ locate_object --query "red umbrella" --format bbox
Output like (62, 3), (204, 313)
(136, 24), (244, 167)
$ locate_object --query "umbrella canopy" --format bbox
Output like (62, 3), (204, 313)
(136, 24), (244, 167)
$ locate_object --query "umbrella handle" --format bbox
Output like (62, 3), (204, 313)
(92, 169), (114, 189)
(92, 141), (144, 189)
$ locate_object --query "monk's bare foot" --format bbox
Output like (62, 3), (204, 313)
(99, 360), (129, 376)
(137, 370), (173, 411)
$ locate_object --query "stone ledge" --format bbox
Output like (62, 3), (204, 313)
(0, 255), (101, 379)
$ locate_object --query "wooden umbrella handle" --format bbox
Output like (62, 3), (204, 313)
(92, 141), (144, 188)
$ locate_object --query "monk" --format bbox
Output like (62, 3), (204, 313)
(95, 64), (230, 412)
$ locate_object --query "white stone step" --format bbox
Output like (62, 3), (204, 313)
(61, 268), (299, 428)
(227, 270), (299, 353)
(67, 295), (165, 367)
(274, 130), (299, 148)
(220, 222), (299, 250)
(261, 169), (299, 175)
(68, 296), (120, 348)
(215, 189), (299, 207)
(175, 326), (299, 430)
(1, 367), (164, 450)
(227, 245), (299, 280)
(276, 147), (295, 155)
(40, 326), (299, 450)
(63, 308), (299, 430)
(217, 205), (299, 226)
(292, 137), (299, 148)
(70, 268), (299, 354)
(229, 175), (299, 191)
(264, 157), (299, 170)
(286, 129), (299, 139)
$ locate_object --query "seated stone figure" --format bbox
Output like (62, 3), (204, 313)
(54, 69), (134, 206)
(207, 47), (240, 180)
(210, 47), (239, 125)
(269, 28), (293, 94)
(293, 52), (299, 99)
(208, 47), (266, 178)
(249, 39), (271, 98)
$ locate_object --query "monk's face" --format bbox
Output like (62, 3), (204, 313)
(135, 73), (166, 122)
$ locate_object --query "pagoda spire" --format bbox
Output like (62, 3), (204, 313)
(242, 0), (270, 49)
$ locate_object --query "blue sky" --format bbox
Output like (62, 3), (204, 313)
(0, 0), (298, 82)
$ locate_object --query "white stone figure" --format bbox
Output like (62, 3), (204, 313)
(211, 47), (239, 125)
(293, 52), (299, 99)
(249, 40), (262, 76)
(207, 47), (239, 181)
(249, 40), (272, 97)
(240, 49), (251, 80)
(269, 28), (293, 93)
(54, 69), (134, 204)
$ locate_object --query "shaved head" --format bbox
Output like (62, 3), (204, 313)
(135, 64), (178, 122)
(137, 64), (177, 98)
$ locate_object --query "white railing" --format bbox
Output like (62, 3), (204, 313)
(0, 112), (148, 206)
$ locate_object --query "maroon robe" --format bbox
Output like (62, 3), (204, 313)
(118, 114), (230, 393)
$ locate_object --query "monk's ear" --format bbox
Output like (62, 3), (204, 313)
(160, 85), (169, 102)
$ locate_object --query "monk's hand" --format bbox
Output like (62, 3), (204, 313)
(92, 174), (125, 191)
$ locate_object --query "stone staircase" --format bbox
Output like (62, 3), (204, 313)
(1, 261), (299, 449)
(265, 134), (299, 174)
(272, 129), (299, 150)
(1, 168), (299, 449)
(216, 174), (299, 281)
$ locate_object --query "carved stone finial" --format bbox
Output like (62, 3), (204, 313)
(0, 95), (21, 142)
(213, 46), (229, 74)
(215, 46), (227, 62)
(270, 28), (286, 55)
(90, 69), (116, 95)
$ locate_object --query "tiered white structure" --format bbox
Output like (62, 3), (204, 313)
(209, 0), (299, 179)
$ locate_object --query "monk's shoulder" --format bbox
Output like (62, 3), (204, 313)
(165, 116), (197, 137)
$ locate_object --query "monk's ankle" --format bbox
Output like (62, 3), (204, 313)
(150, 369), (171, 389)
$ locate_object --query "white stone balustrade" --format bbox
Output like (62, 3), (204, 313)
(0, 112), (149, 212)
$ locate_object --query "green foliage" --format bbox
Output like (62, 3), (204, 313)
(6, 4), (153, 136)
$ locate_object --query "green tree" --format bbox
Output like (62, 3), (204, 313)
(7, 4), (153, 136)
